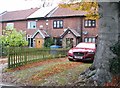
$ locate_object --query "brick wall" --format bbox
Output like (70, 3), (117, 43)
(0, 23), (2, 35)
(1, 17), (98, 42)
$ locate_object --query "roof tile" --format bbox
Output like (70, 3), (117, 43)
(1, 8), (39, 21)
(50, 7), (87, 17)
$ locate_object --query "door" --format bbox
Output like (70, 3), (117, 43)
(66, 38), (73, 48)
(35, 38), (43, 48)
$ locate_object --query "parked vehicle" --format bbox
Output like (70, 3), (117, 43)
(68, 42), (96, 62)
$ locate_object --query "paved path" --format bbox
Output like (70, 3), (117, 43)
(0, 58), (14, 87)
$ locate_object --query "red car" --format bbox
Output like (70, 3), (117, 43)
(68, 42), (96, 62)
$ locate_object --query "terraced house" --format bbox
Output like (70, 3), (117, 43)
(0, 5), (98, 48)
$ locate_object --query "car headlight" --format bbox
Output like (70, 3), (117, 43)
(88, 50), (94, 54)
(68, 49), (73, 54)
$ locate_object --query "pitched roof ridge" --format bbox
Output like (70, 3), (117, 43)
(46, 6), (58, 17)
(27, 8), (40, 18)
(60, 28), (80, 38)
(6, 8), (39, 13)
(70, 28), (81, 36)
(0, 11), (7, 16)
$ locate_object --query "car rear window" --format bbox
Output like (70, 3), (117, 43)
(76, 43), (95, 49)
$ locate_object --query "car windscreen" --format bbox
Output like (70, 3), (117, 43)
(76, 43), (95, 49)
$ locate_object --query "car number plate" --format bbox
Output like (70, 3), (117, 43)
(74, 56), (82, 59)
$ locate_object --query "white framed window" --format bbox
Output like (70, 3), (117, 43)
(27, 21), (36, 29)
(84, 37), (96, 43)
(88, 20), (91, 26)
(85, 21), (88, 27)
(92, 38), (96, 43)
(92, 20), (96, 26)
(84, 38), (88, 42)
(53, 20), (63, 29)
(6, 23), (14, 30)
(53, 21), (57, 28)
(84, 20), (96, 27)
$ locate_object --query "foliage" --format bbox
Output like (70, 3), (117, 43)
(110, 41), (120, 74)
(0, 28), (28, 47)
(59, 0), (99, 19)
(110, 41), (120, 56)
(44, 38), (54, 48)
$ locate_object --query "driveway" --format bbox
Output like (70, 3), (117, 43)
(0, 58), (14, 87)
(1, 57), (91, 86)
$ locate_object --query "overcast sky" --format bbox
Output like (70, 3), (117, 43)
(0, 0), (62, 14)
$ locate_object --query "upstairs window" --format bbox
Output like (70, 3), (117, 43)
(27, 21), (36, 29)
(6, 23), (14, 30)
(84, 37), (96, 43)
(53, 20), (63, 29)
(84, 20), (96, 27)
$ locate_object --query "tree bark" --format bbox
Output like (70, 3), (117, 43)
(74, 2), (120, 86)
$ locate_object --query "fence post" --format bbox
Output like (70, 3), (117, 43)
(24, 48), (27, 64)
(8, 47), (10, 68)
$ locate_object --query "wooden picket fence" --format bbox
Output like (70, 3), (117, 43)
(7, 47), (69, 68)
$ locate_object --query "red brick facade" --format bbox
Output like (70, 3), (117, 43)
(0, 23), (2, 36)
(0, 6), (98, 48)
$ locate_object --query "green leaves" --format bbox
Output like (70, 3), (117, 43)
(59, 1), (99, 19)
(44, 38), (54, 48)
(0, 28), (28, 47)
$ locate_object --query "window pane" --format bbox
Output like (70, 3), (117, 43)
(85, 21), (88, 27)
(84, 38), (88, 42)
(88, 20), (91, 26)
(92, 38), (95, 43)
(57, 21), (60, 28)
(60, 21), (63, 28)
(32, 22), (36, 28)
(28, 21), (36, 29)
(53, 21), (56, 28)
(92, 20), (96, 26)
(6, 23), (14, 30)
(89, 38), (92, 42)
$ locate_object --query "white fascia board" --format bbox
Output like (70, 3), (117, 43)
(32, 30), (45, 39)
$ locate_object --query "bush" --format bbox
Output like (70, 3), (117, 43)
(44, 38), (54, 48)
(110, 41), (120, 74)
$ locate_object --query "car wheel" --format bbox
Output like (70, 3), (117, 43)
(68, 58), (74, 61)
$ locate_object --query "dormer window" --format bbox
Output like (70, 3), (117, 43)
(27, 21), (36, 29)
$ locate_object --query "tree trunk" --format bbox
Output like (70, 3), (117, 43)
(74, 2), (120, 86)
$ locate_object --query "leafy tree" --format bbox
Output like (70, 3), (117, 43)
(60, 0), (120, 86)
(44, 38), (54, 48)
(0, 28), (28, 47)
(59, 1), (99, 19)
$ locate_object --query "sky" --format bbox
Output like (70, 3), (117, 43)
(0, 0), (62, 14)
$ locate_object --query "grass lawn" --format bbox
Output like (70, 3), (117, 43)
(2, 57), (91, 86)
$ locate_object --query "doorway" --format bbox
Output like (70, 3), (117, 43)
(66, 38), (73, 48)
(35, 38), (43, 48)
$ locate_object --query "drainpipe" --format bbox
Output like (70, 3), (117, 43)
(80, 17), (83, 42)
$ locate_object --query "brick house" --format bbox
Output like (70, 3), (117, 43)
(0, 6), (98, 48)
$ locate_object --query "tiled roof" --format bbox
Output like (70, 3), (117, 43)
(50, 7), (87, 17)
(1, 8), (39, 21)
(0, 6), (87, 22)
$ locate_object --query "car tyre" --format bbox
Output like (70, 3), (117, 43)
(68, 58), (74, 61)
